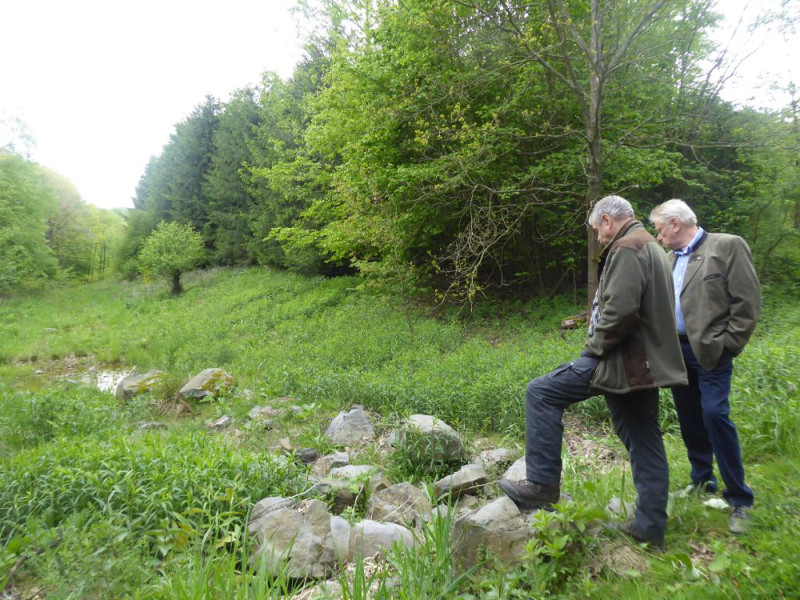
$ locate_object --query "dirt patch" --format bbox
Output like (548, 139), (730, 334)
(589, 540), (649, 576)
(563, 414), (623, 473)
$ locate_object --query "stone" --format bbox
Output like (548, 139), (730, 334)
(248, 405), (277, 420)
(366, 482), (432, 528)
(368, 472), (392, 494)
(330, 465), (380, 480)
(349, 520), (414, 560)
(434, 464), (487, 500)
(177, 368), (234, 400)
(606, 497), (634, 519)
(297, 448), (320, 464)
(207, 415), (232, 430)
(328, 452), (350, 468)
(330, 515), (351, 561)
(325, 407), (376, 444)
(271, 438), (292, 454)
(503, 456), (526, 481)
(451, 496), (535, 571)
(474, 447), (516, 471)
(394, 414), (469, 465)
(248, 497), (298, 534)
(137, 421), (167, 431)
(248, 499), (339, 579)
(115, 369), (165, 401)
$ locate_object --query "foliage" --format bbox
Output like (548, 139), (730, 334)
(106, 0), (797, 306)
(0, 150), (124, 293)
(389, 425), (471, 482)
(0, 269), (798, 598)
(0, 429), (305, 551)
(0, 386), (125, 454)
(137, 221), (205, 293)
(0, 152), (59, 292)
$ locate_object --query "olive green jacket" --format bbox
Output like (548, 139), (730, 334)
(586, 221), (688, 394)
(671, 231), (760, 371)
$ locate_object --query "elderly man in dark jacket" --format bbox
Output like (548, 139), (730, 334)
(650, 199), (759, 534)
(500, 195), (686, 550)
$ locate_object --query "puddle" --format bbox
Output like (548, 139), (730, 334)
(74, 369), (130, 392)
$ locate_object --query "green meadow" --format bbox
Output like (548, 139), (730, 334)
(1, 267), (798, 599)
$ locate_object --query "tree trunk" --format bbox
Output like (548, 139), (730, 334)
(585, 0), (604, 311)
(171, 271), (183, 294)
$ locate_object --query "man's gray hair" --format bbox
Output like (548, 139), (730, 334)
(588, 195), (635, 226)
(649, 199), (697, 226)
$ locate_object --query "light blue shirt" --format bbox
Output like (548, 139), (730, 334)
(673, 227), (705, 334)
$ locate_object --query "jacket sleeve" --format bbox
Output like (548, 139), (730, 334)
(724, 237), (761, 355)
(585, 247), (646, 357)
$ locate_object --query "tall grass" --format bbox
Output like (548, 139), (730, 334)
(0, 429), (306, 551)
(1, 267), (798, 598)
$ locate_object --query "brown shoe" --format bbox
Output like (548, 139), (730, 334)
(498, 479), (559, 512)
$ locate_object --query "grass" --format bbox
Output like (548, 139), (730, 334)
(1, 266), (798, 598)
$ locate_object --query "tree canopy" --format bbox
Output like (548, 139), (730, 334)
(116, 0), (798, 304)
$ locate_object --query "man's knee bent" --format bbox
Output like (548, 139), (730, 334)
(525, 377), (548, 403)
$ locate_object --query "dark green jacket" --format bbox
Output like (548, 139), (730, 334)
(587, 221), (688, 394)
(671, 231), (760, 371)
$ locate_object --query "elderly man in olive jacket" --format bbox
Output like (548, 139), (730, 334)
(650, 199), (759, 534)
(500, 195), (687, 550)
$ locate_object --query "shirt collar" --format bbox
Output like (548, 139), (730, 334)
(674, 226), (705, 256)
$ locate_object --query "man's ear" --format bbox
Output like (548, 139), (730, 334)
(669, 216), (681, 230)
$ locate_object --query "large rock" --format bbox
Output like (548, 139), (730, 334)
(115, 369), (165, 401)
(434, 464), (487, 500)
(349, 520), (414, 560)
(248, 497), (298, 534)
(366, 482), (432, 528)
(393, 414), (469, 466)
(177, 368), (234, 400)
(503, 456), (527, 481)
(325, 406), (376, 444)
(450, 496), (535, 571)
(248, 499), (341, 579)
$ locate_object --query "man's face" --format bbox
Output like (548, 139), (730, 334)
(653, 217), (682, 250)
(592, 215), (615, 246)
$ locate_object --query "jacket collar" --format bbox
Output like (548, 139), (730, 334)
(598, 219), (640, 277)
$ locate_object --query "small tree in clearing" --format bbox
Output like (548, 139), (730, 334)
(138, 221), (204, 293)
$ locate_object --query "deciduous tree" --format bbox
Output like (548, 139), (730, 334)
(138, 221), (205, 294)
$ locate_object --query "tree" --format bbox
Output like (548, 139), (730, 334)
(0, 152), (59, 293)
(204, 87), (261, 265)
(138, 221), (205, 294)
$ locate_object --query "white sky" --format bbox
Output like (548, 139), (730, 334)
(1, 0), (304, 209)
(0, 0), (797, 210)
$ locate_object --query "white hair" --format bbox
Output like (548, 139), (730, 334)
(588, 195), (635, 227)
(649, 199), (697, 226)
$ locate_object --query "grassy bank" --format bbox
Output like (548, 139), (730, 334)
(1, 267), (798, 598)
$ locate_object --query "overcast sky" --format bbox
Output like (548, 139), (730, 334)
(1, 0), (797, 210)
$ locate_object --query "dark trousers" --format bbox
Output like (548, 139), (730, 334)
(672, 341), (754, 507)
(525, 356), (669, 543)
